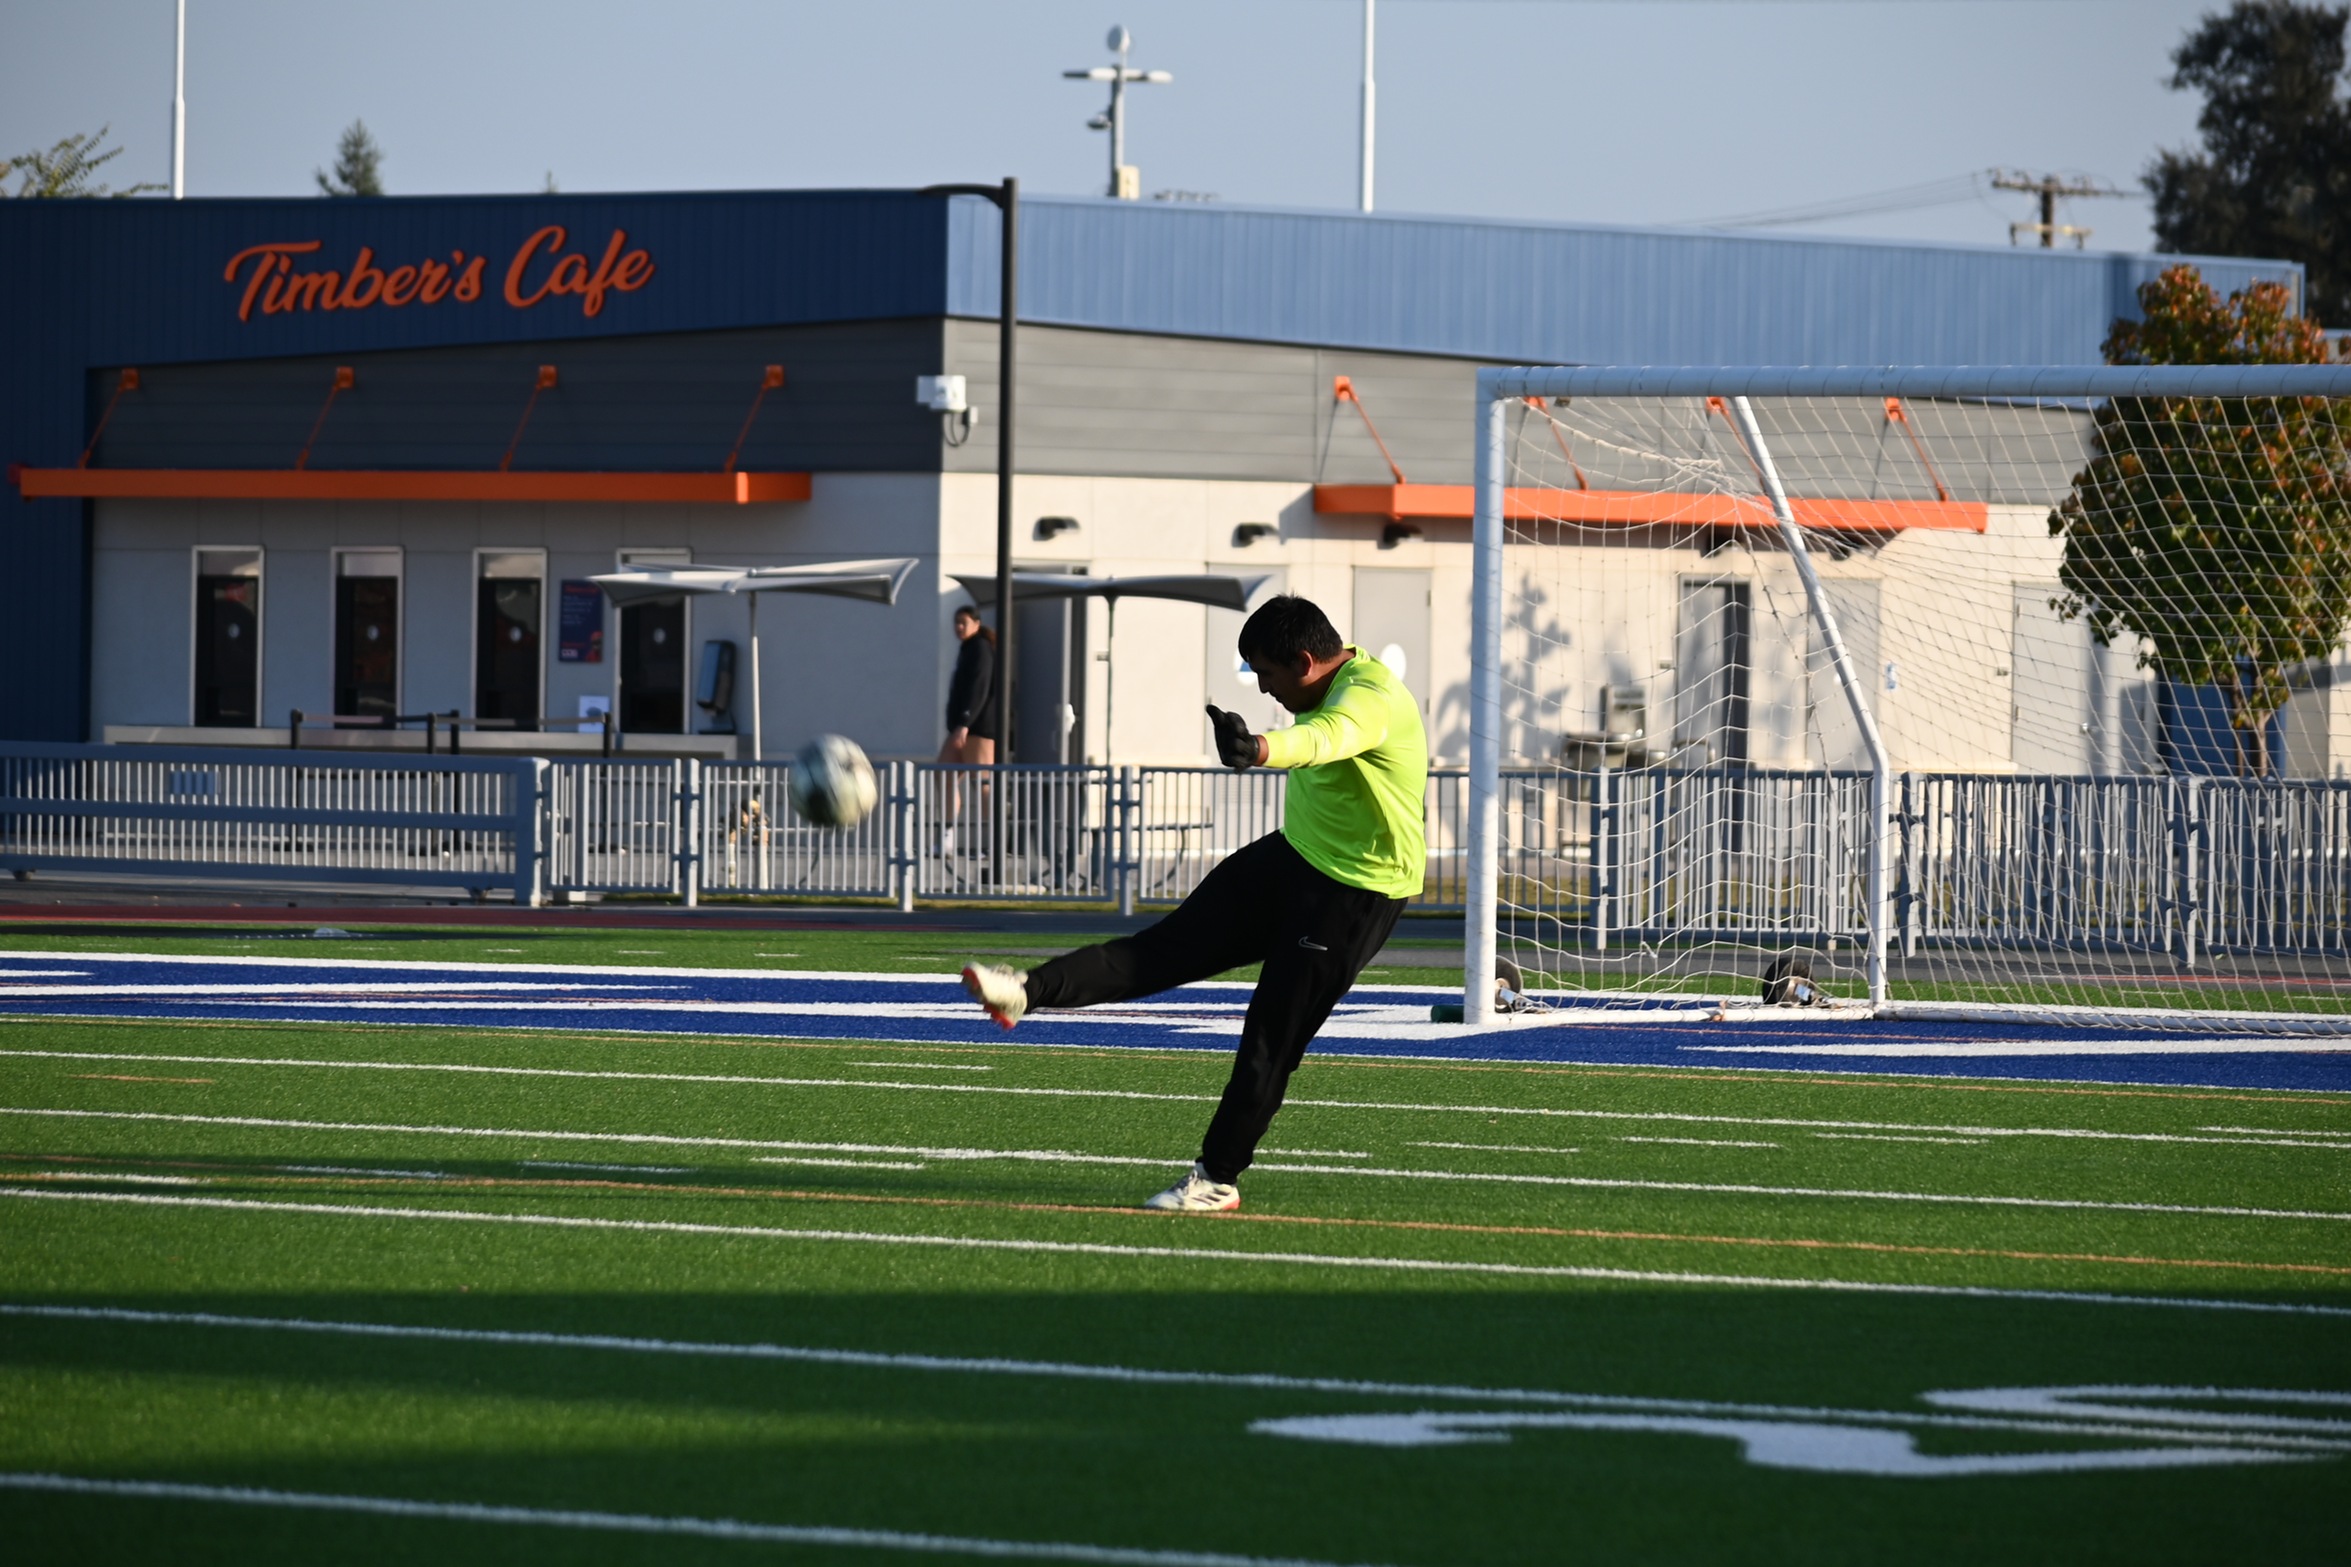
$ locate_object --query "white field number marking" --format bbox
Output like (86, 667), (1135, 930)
(3, 1304), (2343, 1480)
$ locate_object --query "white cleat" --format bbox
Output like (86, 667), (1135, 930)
(960, 962), (1029, 1030)
(1143, 1162), (1240, 1213)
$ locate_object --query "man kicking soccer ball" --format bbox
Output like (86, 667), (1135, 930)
(961, 595), (1426, 1212)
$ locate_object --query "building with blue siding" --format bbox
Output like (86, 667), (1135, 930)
(0, 189), (2312, 772)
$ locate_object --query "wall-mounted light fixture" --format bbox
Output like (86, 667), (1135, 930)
(918, 374), (978, 446)
(1233, 522), (1278, 547)
(1034, 515), (1081, 540)
(1379, 522), (1421, 549)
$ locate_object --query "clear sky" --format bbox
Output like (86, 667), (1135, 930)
(4, 0), (2224, 254)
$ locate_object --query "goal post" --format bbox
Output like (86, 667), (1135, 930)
(1463, 363), (2351, 1031)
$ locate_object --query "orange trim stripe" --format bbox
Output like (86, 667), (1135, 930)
(1313, 482), (1988, 533)
(14, 469), (813, 505)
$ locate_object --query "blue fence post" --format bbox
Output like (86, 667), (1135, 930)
(1116, 766), (1139, 918)
(513, 758), (549, 907)
(677, 759), (702, 908)
(1589, 755), (1613, 953)
(893, 760), (918, 912)
(2170, 776), (2204, 966)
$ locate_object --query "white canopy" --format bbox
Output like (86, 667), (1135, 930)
(587, 557), (919, 761)
(948, 571), (1272, 612)
(591, 557), (918, 608)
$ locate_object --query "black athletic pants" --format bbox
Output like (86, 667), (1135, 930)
(1023, 832), (1405, 1184)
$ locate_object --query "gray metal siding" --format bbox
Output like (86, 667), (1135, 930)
(90, 319), (949, 474)
(944, 321), (1484, 484)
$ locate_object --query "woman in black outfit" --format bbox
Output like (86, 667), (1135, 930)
(942, 603), (1000, 764)
(938, 604), (999, 855)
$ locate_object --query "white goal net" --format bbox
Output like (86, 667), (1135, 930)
(1462, 364), (2351, 1031)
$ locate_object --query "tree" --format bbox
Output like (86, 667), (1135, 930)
(2050, 264), (2351, 775)
(315, 120), (385, 197)
(2147, 1), (2351, 325)
(1, 127), (163, 198)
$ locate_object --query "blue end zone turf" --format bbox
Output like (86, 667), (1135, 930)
(3, 950), (2347, 1094)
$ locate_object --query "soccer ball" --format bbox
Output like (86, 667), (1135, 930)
(787, 734), (877, 829)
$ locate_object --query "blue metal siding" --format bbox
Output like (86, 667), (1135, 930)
(949, 197), (2303, 366)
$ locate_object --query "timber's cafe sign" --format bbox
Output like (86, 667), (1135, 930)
(222, 225), (654, 322)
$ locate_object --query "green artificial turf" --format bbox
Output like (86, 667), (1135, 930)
(0, 926), (2348, 1564)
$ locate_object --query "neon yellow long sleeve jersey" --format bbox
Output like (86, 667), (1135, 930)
(1257, 648), (1428, 898)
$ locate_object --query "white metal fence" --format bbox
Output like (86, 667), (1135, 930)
(4, 742), (2348, 958)
(0, 742), (544, 901)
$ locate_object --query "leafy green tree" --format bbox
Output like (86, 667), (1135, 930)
(2051, 263), (2351, 775)
(315, 120), (385, 197)
(1, 127), (162, 198)
(2148, 1), (2351, 325)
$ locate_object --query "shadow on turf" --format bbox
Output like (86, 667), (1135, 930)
(4, 1285), (2348, 1565)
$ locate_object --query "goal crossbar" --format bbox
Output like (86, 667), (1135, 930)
(1463, 364), (2351, 1028)
(1483, 365), (2351, 402)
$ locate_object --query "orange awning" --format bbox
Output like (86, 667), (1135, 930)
(12, 469), (813, 505)
(1313, 483), (1986, 533)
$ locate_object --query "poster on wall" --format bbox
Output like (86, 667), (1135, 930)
(558, 580), (604, 662)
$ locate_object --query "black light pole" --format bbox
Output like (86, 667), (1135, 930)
(921, 178), (1018, 882)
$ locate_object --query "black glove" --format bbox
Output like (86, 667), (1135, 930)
(1205, 705), (1258, 770)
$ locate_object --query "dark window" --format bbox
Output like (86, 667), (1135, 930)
(1673, 579), (1750, 766)
(475, 574), (542, 728)
(619, 599), (685, 733)
(334, 561), (399, 722)
(193, 552), (260, 727)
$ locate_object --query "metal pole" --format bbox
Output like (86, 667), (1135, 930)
(993, 177), (1019, 885)
(171, 0), (186, 199)
(1727, 396), (1893, 1008)
(1109, 35), (1128, 196)
(1102, 596), (1117, 766)
(746, 590), (762, 763)
(1463, 387), (1506, 1026)
(1358, 0), (1376, 213)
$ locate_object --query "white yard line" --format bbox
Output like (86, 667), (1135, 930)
(6, 1106), (2344, 1222)
(0, 982), (658, 998)
(760, 1142), (1173, 1168)
(3, 1046), (2341, 1150)
(851, 1062), (995, 1072)
(1815, 1133), (1988, 1147)
(1688, 1040), (2351, 1059)
(7, 1302), (2343, 1449)
(1618, 1137), (1779, 1149)
(0, 1048), (1211, 1106)
(1411, 1142), (1579, 1156)
(4, 1187), (2344, 1319)
(0, 1472), (1374, 1567)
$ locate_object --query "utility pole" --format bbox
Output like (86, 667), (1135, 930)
(1989, 169), (2124, 249)
(1359, 0), (1376, 212)
(1066, 26), (1171, 200)
(171, 0), (186, 199)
